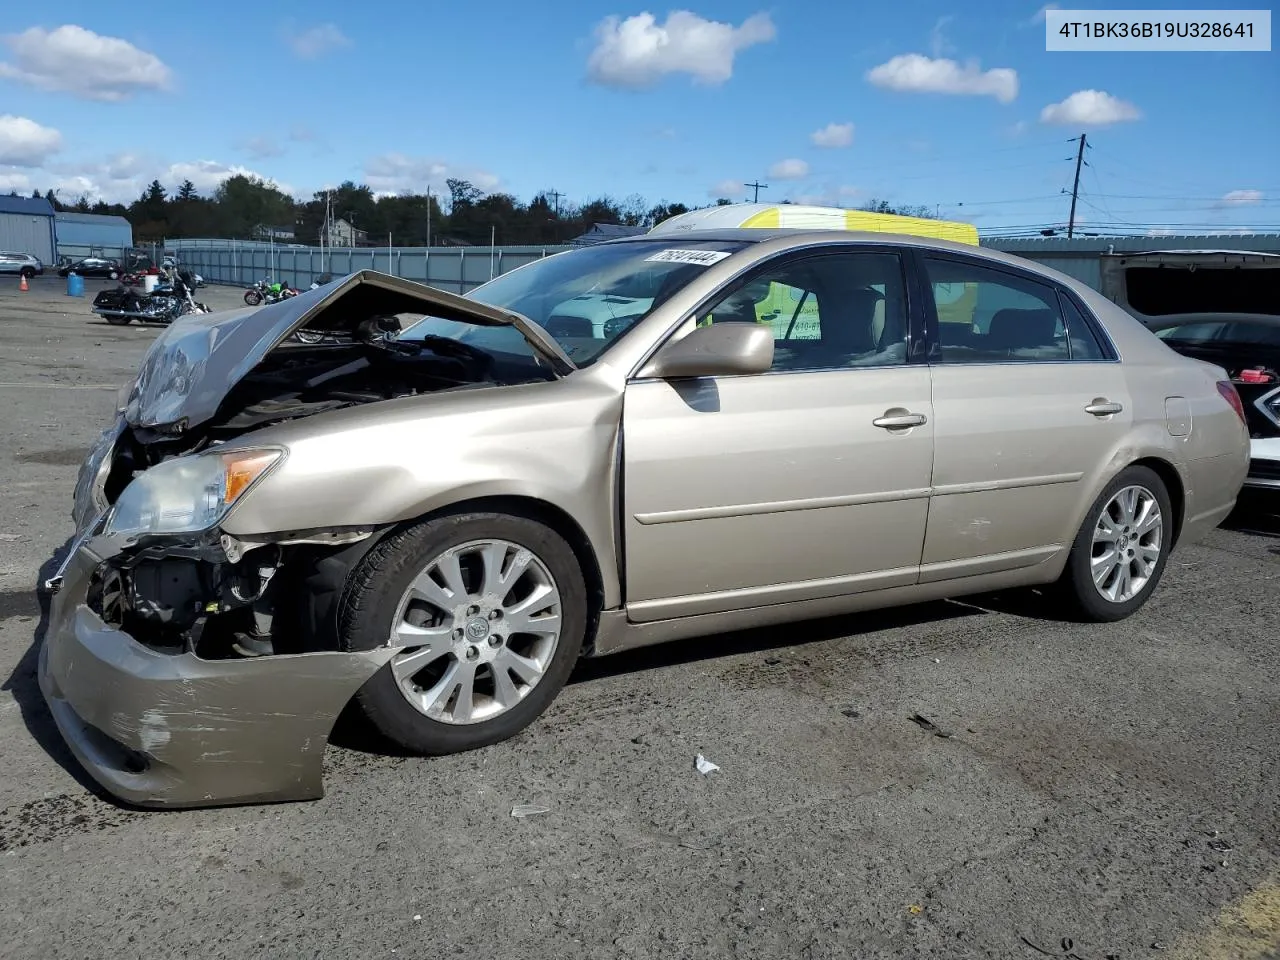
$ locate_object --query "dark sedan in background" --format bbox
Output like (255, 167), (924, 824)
(57, 257), (120, 278)
(1151, 313), (1280, 491)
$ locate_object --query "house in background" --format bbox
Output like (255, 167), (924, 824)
(319, 217), (368, 247)
(568, 222), (647, 246)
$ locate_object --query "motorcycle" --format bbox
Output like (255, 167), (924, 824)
(93, 271), (210, 325)
(243, 279), (299, 306)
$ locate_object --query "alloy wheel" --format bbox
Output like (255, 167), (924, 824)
(1090, 484), (1163, 603)
(388, 539), (563, 724)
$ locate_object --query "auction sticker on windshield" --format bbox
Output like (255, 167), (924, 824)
(644, 249), (734, 265)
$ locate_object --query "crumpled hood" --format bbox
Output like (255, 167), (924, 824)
(122, 270), (575, 432)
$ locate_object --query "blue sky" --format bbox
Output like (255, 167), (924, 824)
(0, 1), (1276, 235)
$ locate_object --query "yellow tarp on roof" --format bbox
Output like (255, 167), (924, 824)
(650, 202), (978, 246)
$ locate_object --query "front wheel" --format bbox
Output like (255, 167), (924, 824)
(1056, 465), (1173, 622)
(339, 512), (588, 755)
(243, 289), (262, 306)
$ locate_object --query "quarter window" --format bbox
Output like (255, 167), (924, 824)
(922, 256), (1104, 363)
(695, 252), (909, 372)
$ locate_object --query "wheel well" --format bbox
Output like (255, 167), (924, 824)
(419, 495), (607, 655)
(1131, 457), (1185, 546)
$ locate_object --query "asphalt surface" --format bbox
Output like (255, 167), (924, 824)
(1, 275), (1278, 960)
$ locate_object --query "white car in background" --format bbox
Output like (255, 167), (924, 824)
(0, 251), (44, 279)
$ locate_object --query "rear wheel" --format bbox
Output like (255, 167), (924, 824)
(19, 266), (35, 279)
(1056, 465), (1172, 622)
(338, 512), (587, 755)
(104, 314), (132, 326)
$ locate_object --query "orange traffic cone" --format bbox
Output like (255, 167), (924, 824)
(19, 274), (29, 292)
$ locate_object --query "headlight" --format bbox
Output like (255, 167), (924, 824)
(105, 448), (282, 539)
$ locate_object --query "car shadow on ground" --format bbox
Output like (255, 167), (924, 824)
(1222, 495), (1280, 546)
(330, 599), (987, 756)
(1, 537), (119, 802)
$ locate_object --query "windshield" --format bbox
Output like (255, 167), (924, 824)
(398, 239), (750, 366)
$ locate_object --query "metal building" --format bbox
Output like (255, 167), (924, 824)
(983, 233), (1280, 291)
(0, 195), (56, 264)
(55, 211), (134, 258)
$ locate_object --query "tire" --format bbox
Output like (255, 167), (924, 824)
(105, 315), (132, 326)
(19, 267), (35, 279)
(244, 290), (262, 306)
(1056, 465), (1173, 622)
(338, 511), (588, 755)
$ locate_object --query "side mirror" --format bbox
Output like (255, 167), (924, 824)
(639, 322), (774, 379)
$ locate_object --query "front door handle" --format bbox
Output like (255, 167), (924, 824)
(1085, 399), (1123, 417)
(872, 410), (928, 429)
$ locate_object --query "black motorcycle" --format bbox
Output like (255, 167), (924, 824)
(93, 271), (210, 325)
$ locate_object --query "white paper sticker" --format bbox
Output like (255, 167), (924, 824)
(644, 248), (733, 266)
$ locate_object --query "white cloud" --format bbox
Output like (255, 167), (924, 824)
(709, 179), (746, 198)
(0, 25), (171, 101)
(285, 23), (351, 59)
(586, 11), (775, 88)
(867, 54), (1018, 103)
(1040, 90), (1141, 125)
(1004, 120), (1030, 138)
(1221, 189), (1263, 206)
(364, 153), (500, 196)
(1027, 3), (1060, 25)
(164, 160), (294, 196)
(0, 171), (32, 193)
(0, 115), (62, 166)
(810, 122), (854, 148)
(768, 158), (809, 180)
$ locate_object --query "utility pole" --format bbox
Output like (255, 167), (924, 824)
(745, 181), (767, 203)
(1067, 133), (1087, 239)
(548, 189), (564, 217)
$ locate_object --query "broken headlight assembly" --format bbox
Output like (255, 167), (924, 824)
(104, 448), (283, 540)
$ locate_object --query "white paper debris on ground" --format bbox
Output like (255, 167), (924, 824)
(510, 804), (550, 818)
(695, 754), (720, 775)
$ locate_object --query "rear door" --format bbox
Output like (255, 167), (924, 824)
(913, 250), (1132, 580)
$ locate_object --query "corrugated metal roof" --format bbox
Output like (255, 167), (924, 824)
(55, 211), (131, 227)
(0, 195), (56, 217)
(983, 233), (1280, 254)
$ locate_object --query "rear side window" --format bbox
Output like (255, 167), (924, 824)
(1057, 293), (1109, 359)
(923, 255), (1113, 363)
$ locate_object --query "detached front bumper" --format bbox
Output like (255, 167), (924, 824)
(38, 539), (395, 809)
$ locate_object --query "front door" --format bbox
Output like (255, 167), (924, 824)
(621, 248), (936, 622)
(916, 251), (1133, 580)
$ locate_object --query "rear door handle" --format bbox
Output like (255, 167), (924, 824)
(1085, 399), (1123, 417)
(872, 411), (928, 429)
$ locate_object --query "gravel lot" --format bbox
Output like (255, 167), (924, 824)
(1, 275), (1278, 960)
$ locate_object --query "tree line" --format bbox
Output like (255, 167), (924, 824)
(16, 176), (938, 247)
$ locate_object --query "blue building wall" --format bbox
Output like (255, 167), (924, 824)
(54, 213), (134, 258)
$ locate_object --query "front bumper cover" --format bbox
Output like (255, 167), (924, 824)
(38, 538), (395, 809)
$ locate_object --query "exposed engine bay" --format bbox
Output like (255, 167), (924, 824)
(78, 272), (561, 664)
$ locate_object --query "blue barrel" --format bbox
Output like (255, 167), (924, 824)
(66, 272), (84, 297)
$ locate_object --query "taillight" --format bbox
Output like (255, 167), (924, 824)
(1217, 380), (1247, 424)
(1239, 368), (1273, 384)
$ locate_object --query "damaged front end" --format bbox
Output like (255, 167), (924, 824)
(38, 514), (397, 807)
(40, 270), (576, 808)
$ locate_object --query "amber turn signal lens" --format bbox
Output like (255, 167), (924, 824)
(221, 450), (281, 505)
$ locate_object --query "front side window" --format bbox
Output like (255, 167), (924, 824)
(923, 256), (1102, 363)
(399, 239), (750, 366)
(693, 251), (909, 372)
